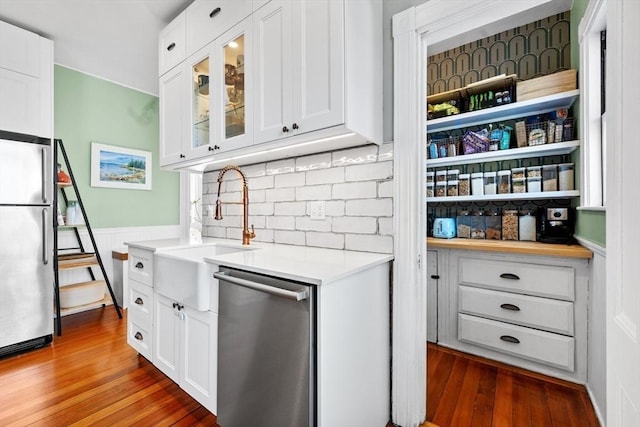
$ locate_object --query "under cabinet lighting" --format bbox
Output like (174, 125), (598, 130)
(227, 41), (239, 48)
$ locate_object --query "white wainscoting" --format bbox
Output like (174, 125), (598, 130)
(576, 236), (607, 426)
(57, 225), (181, 307)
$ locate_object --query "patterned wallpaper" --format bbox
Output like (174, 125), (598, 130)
(427, 12), (571, 95)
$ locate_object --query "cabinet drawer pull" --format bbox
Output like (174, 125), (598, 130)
(500, 303), (520, 311)
(167, 42), (176, 51)
(500, 335), (520, 344)
(134, 332), (143, 341)
(135, 262), (144, 269)
(135, 297), (144, 305)
(499, 273), (520, 280)
(209, 7), (221, 18)
(430, 274), (440, 280)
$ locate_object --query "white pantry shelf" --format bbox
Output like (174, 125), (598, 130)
(427, 190), (580, 203)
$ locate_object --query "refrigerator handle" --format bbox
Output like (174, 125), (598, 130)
(42, 208), (49, 265)
(41, 147), (49, 204)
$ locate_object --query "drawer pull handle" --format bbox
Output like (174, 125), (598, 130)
(500, 273), (520, 280)
(134, 332), (143, 341)
(167, 42), (176, 51)
(500, 303), (520, 311)
(500, 335), (520, 344)
(135, 262), (144, 269)
(209, 7), (221, 18)
(135, 297), (144, 305)
(430, 274), (440, 280)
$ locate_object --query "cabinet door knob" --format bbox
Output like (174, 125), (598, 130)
(500, 335), (520, 344)
(214, 145), (220, 150)
(499, 273), (520, 280)
(167, 42), (176, 51)
(180, 154), (186, 159)
(500, 303), (520, 311)
(135, 297), (144, 305)
(135, 262), (144, 269)
(209, 146), (215, 151)
(209, 7), (221, 18)
(430, 274), (440, 280)
(282, 126), (290, 133)
(134, 332), (143, 341)
(292, 123), (299, 130)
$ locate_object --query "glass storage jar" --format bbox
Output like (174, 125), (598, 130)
(502, 209), (519, 240)
(484, 171), (497, 195)
(470, 211), (486, 239)
(497, 170), (511, 194)
(519, 210), (536, 241)
(426, 171), (434, 183)
(435, 181), (447, 197)
(447, 169), (460, 182)
(485, 210), (502, 240)
(458, 173), (470, 196)
(471, 172), (484, 196)
(456, 210), (471, 238)
(558, 163), (575, 191)
(527, 176), (542, 192)
(436, 170), (447, 183)
(542, 165), (558, 191)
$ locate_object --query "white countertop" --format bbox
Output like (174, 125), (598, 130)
(125, 238), (393, 286)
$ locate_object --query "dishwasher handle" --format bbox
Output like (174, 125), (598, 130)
(214, 271), (308, 301)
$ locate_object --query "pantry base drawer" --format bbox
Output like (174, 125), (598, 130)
(458, 314), (575, 371)
(459, 285), (574, 335)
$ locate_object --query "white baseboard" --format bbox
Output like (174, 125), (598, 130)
(586, 384), (606, 427)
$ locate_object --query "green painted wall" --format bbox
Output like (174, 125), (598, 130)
(571, 0), (606, 247)
(54, 65), (180, 228)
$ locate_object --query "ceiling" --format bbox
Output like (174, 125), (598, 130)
(0, 0), (194, 95)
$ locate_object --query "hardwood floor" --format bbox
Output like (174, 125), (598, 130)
(0, 308), (597, 426)
(426, 343), (600, 427)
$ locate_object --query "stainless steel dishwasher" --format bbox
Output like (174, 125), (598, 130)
(213, 266), (316, 427)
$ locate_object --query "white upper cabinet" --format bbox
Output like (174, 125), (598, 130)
(0, 20), (52, 138)
(159, 11), (186, 76)
(186, 0), (252, 57)
(159, 64), (188, 166)
(158, 0), (382, 170)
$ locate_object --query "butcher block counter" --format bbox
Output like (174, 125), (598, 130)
(426, 237), (593, 259)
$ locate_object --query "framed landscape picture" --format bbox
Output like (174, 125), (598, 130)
(90, 142), (152, 190)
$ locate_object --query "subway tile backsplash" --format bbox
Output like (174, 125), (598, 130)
(202, 143), (394, 254)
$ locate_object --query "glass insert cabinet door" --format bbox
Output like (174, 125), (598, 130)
(223, 33), (245, 140)
(191, 55), (210, 151)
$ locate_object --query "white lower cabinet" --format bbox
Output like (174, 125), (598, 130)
(435, 248), (589, 383)
(154, 293), (217, 414)
(127, 279), (154, 360)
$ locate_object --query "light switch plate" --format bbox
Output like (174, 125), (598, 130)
(309, 201), (326, 220)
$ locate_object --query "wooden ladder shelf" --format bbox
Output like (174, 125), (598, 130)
(53, 139), (122, 335)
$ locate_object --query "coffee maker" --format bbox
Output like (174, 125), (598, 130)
(537, 207), (575, 244)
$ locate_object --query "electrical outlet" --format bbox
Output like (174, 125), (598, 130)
(309, 201), (326, 220)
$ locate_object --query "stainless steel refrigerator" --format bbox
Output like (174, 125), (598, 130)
(0, 130), (54, 357)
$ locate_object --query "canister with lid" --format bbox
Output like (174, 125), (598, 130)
(471, 172), (484, 196)
(502, 209), (519, 240)
(558, 163), (575, 191)
(485, 210), (502, 240)
(447, 180), (459, 197)
(527, 165), (542, 177)
(519, 210), (536, 241)
(436, 170), (447, 182)
(447, 169), (460, 182)
(426, 182), (434, 198)
(435, 181), (447, 197)
(458, 174), (470, 196)
(470, 211), (486, 239)
(512, 177), (527, 193)
(497, 170), (511, 194)
(426, 171), (434, 183)
(542, 165), (558, 191)
(527, 176), (542, 192)
(512, 167), (526, 180)
(456, 210), (471, 238)
(484, 171), (497, 195)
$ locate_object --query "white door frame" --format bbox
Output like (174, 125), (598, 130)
(392, 1), (576, 425)
(605, 0), (640, 425)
